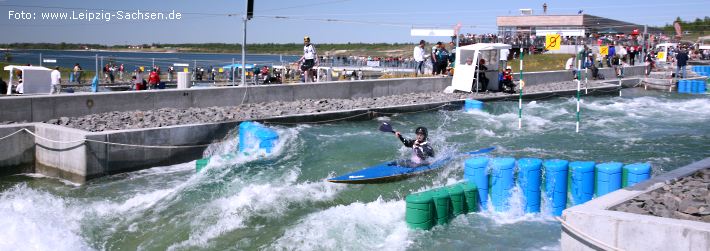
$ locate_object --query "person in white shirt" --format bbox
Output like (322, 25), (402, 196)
(50, 67), (61, 94)
(499, 48), (510, 69)
(413, 40), (426, 76)
(297, 36), (318, 83)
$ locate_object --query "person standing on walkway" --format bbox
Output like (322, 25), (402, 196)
(148, 69), (160, 89)
(118, 64), (125, 81)
(413, 40), (426, 76)
(499, 48), (510, 69)
(50, 66), (61, 94)
(73, 63), (82, 84)
(298, 36), (318, 83)
(675, 48), (689, 79)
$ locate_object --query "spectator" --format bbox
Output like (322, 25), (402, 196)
(298, 36), (318, 83)
(500, 48), (510, 69)
(168, 66), (174, 82)
(607, 44), (616, 67)
(475, 59), (489, 91)
(73, 63), (82, 84)
(433, 42), (449, 75)
(675, 48), (689, 79)
(413, 40), (426, 76)
(118, 64), (125, 81)
(50, 66), (61, 94)
(565, 55), (577, 79)
(148, 69), (160, 89)
(612, 55), (622, 77)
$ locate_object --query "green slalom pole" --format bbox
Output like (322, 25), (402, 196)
(576, 59), (582, 133)
(518, 48), (524, 129)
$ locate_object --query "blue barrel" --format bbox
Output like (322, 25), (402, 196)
(678, 80), (687, 93)
(464, 99), (484, 111)
(464, 156), (489, 209)
(569, 161), (595, 205)
(489, 157), (515, 212)
(517, 158), (542, 213)
(544, 159), (569, 216)
(690, 80), (699, 93)
(623, 163), (652, 187)
(238, 121), (279, 153)
(699, 80), (707, 93)
(595, 162), (623, 197)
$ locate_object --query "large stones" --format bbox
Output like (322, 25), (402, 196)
(615, 168), (710, 223)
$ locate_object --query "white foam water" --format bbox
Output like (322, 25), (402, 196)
(167, 170), (345, 250)
(269, 197), (409, 251)
(0, 184), (93, 251)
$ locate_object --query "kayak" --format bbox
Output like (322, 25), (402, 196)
(327, 147), (494, 184)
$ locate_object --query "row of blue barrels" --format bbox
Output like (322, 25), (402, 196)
(691, 66), (710, 77)
(405, 182), (480, 230)
(463, 157), (652, 216)
(196, 121), (279, 172)
(677, 79), (707, 93)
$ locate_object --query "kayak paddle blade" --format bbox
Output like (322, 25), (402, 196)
(463, 147), (496, 155)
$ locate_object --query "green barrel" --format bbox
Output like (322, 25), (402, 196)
(447, 184), (466, 216)
(196, 158), (210, 172)
(461, 182), (479, 213)
(621, 167), (629, 188)
(432, 188), (452, 225)
(405, 192), (435, 230)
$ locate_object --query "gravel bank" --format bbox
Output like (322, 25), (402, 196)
(613, 168), (710, 223)
(2, 80), (615, 132)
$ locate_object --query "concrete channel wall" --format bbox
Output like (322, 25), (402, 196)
(0, 68), (645, 183)
(0, 83), (626, 183)
(0, 66), (646, 123)
(561, 158), (710, 251)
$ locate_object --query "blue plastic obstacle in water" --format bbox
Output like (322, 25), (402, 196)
(678, 79), (708, 94)
(623, 162), (652, 187)
(489, 157), (516, 212)
(464, 99), (484, 112)
(569, 161), (595, 206)
(595, 162), (623, 197)
(238, 121), (279, 153)
(464, 156), (490, 209)
(517, 158), (542, 213)
(544, 159), (569, 216)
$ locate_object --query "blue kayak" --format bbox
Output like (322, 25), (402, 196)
(327, 147), (494, 184)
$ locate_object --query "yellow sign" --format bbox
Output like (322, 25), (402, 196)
(183, 67), (188, 72)
(657, 52), (665, 60)
(219, 68), (224, 73)
(600, 46), (608, 56)
(139, 66), (145, 71)
(545, 34), (561, 51)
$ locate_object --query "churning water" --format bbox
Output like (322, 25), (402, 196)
(1, 88), (708, 250)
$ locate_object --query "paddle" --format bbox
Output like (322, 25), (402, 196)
(378, 122), (395, 134)
(462, 147), (496, 155)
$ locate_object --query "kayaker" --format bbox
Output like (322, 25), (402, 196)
(395, 127), (435, 166)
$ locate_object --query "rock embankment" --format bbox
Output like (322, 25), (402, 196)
(614, 168), (710, 223)
(1, 80), (614, 132)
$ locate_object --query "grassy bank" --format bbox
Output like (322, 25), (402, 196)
(508, 53), (573, 72)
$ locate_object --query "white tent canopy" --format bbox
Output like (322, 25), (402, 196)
(451, 43), (512, 92)
(4, 65), (52, 95)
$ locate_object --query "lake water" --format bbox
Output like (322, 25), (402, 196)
(5, 49), (300, 71)
(0, 88), (708, 250)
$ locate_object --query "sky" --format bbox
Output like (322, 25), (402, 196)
(0, 0), (708, 45)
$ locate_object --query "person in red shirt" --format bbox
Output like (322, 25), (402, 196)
(148, 69), (160, 89)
